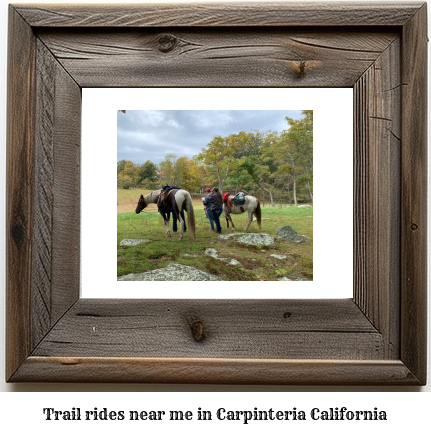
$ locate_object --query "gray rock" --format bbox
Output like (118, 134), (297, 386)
(235, 233), (275, 246)
(270, 254), (288, 260)
(205, 248), (241, 266)
(217, 233), (243, 240)
(117, 263), (219, 281)
(205, 248), (220, 258)
(119, 239), (150, 246)
(279, 276), (310, 281)
(276, 225), (308, 243)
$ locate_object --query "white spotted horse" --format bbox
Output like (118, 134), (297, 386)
(135, 188), (183, 231)
(136, 187), (196, 241)
(222, 192), (262, 231)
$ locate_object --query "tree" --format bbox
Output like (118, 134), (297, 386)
(139, 160), (159, 186)
(232, 131), (276, 206)
(176, 156), (201, 192)
(122, 160), (140, 187)
(117, 159), (127, 175)
(159, 153), (178, 186)
(260, 111), (313, 205)
(282, 110), (313, 204)
(195, 135), (239, 192)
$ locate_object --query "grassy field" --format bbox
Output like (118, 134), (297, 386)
(117, 188), (313, 281)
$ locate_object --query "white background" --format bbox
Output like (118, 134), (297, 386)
(81, 87), (353, 299)
(0, 0), (430, 421)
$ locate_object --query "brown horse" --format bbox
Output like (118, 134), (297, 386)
(135, 189), (183, 232)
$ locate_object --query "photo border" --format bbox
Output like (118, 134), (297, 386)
(6, 2), (427, 384)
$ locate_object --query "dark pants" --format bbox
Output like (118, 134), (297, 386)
(172, 210), (186, 232)
(206, 208), (215, 230)
(209, 208), (223, 233)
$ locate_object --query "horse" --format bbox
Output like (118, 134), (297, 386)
(222, 194), (262, 231)
(136, 189), (196, 241)
(135, 189), (185, 234)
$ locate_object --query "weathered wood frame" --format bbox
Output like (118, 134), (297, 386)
(6, 2), (427, 385)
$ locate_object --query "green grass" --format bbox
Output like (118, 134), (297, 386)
(117, 204), (313, 281)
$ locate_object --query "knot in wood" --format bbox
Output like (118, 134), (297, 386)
(186, 314), (206, 342)
(157, 34), (178, 53)
(293, 61), (307, 79)
(411, 223), (419, 231)
(11, 222), (26, 245)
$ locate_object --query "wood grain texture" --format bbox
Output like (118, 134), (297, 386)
(6, 2), (427, 385)
(15, 2), (423, 27)
(12, 358), (420, 385)
(31, 40), (81, 348)
(353, 38), (401, 358)
(32, 40), (56, 347)
(400, 3), (428, 384)
(50, 53), (81, 324)
(32, 299), (383, 359)
(37, 29), (398, 88)
(6, 7), (36, 381)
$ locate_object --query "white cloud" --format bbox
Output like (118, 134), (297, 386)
(117, 110), (304, 164)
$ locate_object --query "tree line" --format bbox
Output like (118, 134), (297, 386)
(117, 110), (313, 205)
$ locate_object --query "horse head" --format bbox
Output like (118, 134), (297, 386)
(135, 195), (147, 214)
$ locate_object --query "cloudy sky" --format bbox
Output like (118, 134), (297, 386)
(117, 110), (304, 165)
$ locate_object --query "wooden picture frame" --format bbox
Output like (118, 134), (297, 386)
(6, 2), (427, 385)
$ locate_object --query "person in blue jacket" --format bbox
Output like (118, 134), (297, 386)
(202, 187), (215, 231)
(203, 187), (223, 234)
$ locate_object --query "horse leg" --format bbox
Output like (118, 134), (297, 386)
(177, 212), (185, 240)
(165, 220), (171, 236)
(244, 211), (253, 231)
(163, 213), (171, 237)
(228, 213), (235, 230)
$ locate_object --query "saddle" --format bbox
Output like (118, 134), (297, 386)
(160, 185), (180, 202)
(234, 193), (246, 206)
(160, 189), (173, 202)
(222, 192), (242, 210)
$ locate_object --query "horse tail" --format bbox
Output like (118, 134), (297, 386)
(255, 198), (262, 229)
(185, 191), (197, 241)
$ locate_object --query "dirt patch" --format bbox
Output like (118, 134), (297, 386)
(117, 194), (206, 213)
(117, 201), (158, 213)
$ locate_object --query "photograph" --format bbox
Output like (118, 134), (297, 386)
(117, 110), (313, 282)
(1, 0), (428, 393)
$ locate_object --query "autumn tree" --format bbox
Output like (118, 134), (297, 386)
(117, 111), (313, 203)
(117, 160), (140, 188)
(176, 156), (201, 192)
(159, 153), (178, 186)
(195, 134), (239, 192)
(117, 159), (127, 175)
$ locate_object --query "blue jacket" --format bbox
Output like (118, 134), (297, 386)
(204, 193), (223, 211)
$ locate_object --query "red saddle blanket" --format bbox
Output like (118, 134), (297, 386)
(222, 192), (237, 209)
